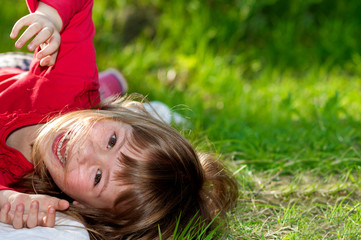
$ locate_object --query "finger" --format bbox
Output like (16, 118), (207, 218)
(72, 201), (86, 209)
(13, 204), (25, 229)
(43, 206), (56, 227)
(10, 14), (35, 39)
(47, 52), (59, 66)
(14, 22), (44, 49)
(38, 51), (58, 67)
(57, 199), (69, 210)
(42, 197), (69, 211)
(27, 27), (54, 51)
(37, 211), (46, 225)
(26, 200), (39, 229)
(39, 55), (52, 67)
(0, 202), (11, 223)
(37, 34), (60, 60)
(36, 196), (69, 212)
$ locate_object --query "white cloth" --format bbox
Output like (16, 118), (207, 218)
(145, 101), (187, 125)
(0, 212), (89, 240)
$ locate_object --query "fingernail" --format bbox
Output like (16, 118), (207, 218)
(31, 201), (37, 208)
(1, 202), (9, 210)
(37, 53), (42, 59)
(16, 204), (23, 211)
(9, 33), (14, 38)
(15, 41), (21, 48)
(49, 207), (55, 213)
(28, 44), (34, 51)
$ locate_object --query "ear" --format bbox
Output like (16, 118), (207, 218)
(72, 201), (87, 209)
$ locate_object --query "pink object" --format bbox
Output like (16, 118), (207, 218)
(98, 69), (128, 100)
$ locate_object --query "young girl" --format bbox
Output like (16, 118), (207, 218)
(0, 0), (238, 239)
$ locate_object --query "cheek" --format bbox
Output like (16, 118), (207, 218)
(48, 171), (65, 191)
(63, 171), (89, 193)
(36, 128), (55, 157)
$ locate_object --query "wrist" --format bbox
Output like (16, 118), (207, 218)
(36, 2), (63, 32)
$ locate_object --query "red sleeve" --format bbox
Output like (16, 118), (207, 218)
(26, 0), (87, 31)
(0, 185), (13, 191)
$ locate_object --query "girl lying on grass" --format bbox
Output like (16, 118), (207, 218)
(0, 0), (238, 239)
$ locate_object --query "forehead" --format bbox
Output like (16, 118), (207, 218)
(84, 119), (132, 142)
(101, 177), (128, 208)
(93, 118), (131, 130)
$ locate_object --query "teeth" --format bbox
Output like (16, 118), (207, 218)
(65, 142), (69, 161)
(57, 133), (70, 165)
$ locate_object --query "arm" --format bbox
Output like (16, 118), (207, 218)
(10, 0), (92, 67)
(4, 0), (99, 116)
(0, 190), (69, 229)
(18, 0), (100, 109)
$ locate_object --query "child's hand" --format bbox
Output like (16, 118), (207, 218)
(10, 2), (63, 67)
(0, 190), (69, 228)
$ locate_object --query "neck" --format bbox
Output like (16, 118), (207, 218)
(6, 124), (43, 163)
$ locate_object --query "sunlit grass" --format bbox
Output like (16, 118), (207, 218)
(3, 0), (361, 239)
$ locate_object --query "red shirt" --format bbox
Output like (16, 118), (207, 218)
(0, 0), (99, 191)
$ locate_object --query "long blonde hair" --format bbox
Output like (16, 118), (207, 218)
(16, 97), (238, 239)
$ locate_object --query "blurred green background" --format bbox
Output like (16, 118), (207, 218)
(3, 1), (361, 238)
(2, 0), (361, 172)
(3, 0), (361, 73)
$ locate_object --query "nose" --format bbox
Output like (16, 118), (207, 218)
(75, 138), (106, 166)
(74, 137), (96, 165)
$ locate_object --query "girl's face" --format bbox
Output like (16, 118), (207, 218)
(38, 119), (134, 209)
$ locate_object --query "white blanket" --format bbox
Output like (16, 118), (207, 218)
(0, 212), (89, 240)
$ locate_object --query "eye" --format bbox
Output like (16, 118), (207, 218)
(94, 169), (102, 186)
(107, 133), (117, 149)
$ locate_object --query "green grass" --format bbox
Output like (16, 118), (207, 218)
(3, 0), (361, 239)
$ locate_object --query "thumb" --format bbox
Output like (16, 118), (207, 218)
(57, 199), (70, 210)
(48, 197), (69, 211)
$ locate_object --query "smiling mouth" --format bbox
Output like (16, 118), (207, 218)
(57, 132), (70, 165)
